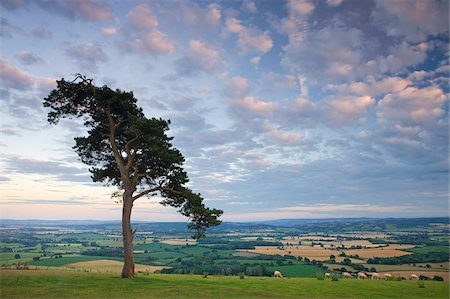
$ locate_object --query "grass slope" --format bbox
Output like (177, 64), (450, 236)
(1, 270), (448, 299)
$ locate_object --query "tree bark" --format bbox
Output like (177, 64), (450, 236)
(121, 193), (135, 278)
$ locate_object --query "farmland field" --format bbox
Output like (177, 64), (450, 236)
(409, 246), (449, 254)
(67, 260), (166, 273)
(342, 248), (412, 258)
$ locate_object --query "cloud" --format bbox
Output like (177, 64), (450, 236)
(0, 175), (11, 182)
(278, 203), (439, 215)
(237, 27), (273, 54)
(281, 23), (363, 81)
(5, 156), (91, 183)
(33, 0), (114, 22)
(0, 0), (28, 10)
(175, 39), (221, 75)
(263, 72), (298, 88)
(224, 76), (250, 98)
(120, 3), (175, 56)
(242, 0), (257, 13)
(234, 96), (277, 118)
(326, 0), (343, 7)
(16, 50), (46, 65)
(0, 58), (35, 90)
(225, 17), (273, 55)
(65, 43), (108, 72)
(67, 0), (114, 21)
(101, 27), (116, 37)
(287, 0), (315, 17)
(377, 86), (448, 127)
(264, 123), (302, 146)
(31, 26), (52, 39)
(333, 76), (410, 97)
(327, 95), (375, 126)
(374, 41), (428, 74)
(0, 17), (24, 38)
(373, 0), (449, 42)
(180, 2), (221, 30)
(126, 3), (158, 30)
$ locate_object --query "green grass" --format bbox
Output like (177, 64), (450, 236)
(409, 246), (449, 254)
(266, 264), (325, 277)
(1, 270), (448, 298)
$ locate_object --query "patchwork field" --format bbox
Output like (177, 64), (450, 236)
(67, 260), (167, 273)
(343, 247), (413, 258)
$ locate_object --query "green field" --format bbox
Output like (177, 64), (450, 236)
(266, 264), (325, 277)
(409, 246), (449, 254)
(1, 270), (448, 299)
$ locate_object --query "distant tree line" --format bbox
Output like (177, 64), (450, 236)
(367, 252), (449, 265)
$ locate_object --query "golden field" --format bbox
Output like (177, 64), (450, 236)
(67, 260), (167, 273)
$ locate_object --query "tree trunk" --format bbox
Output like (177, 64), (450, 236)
(121, 194), (135, 278)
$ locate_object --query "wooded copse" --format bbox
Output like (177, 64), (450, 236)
(43, 75), (222, 278)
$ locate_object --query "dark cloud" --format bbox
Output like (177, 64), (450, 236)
(31, 27), (52, 39)
(16, 50), (46, 65)
(0, 0), (29, 10)
(35, 0), (114, 22)
(0, 18), (24, 38)
(1, 198), (93, 205)
(65, 43), (108, 72)
(4, 156), (91, 183)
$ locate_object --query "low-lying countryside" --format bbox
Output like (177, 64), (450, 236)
(1, 217), (449, 298)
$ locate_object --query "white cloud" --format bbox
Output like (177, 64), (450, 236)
(176, 39), (221, 74)
(374, 0), (449, 42)
(224, 76), (250, 98)
(101, 26), (116, 37)
(238, 27), (273, 54)
(326, 0), (343, 7)
(235, 96), (277, 117)
(264, 123), (302, 145)
(250, 56), (261, 65)
(225, 17), (243, 33)
(334, 76), (411, 97)
(328, 95), (375, 126)
(225, 17), (273, 55)
(375, 42), (428, 74)
(126, 4), (158, 30)
(121, 4), (175, 55)
(287, 0), (315, 16)
(282, 24), (363, 81)
(377, 86), (448, 127)
(181, 2), (221, 28)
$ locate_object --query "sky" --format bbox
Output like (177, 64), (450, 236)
(0, 0), (449, 222)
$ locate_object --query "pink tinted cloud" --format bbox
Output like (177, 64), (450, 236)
(0, 58), (35, 90)
(121, 4), (175, 55)
(68, 0), (114, 22)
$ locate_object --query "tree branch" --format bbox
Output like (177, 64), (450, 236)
(105, 107), (130, 188)
(132, 187), (160, 202)
(125, 136), (139, 172)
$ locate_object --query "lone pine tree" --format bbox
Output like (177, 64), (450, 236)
(43, 75), (222, 278)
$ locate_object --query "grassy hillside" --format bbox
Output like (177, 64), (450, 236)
(1, 270), (448, 299)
